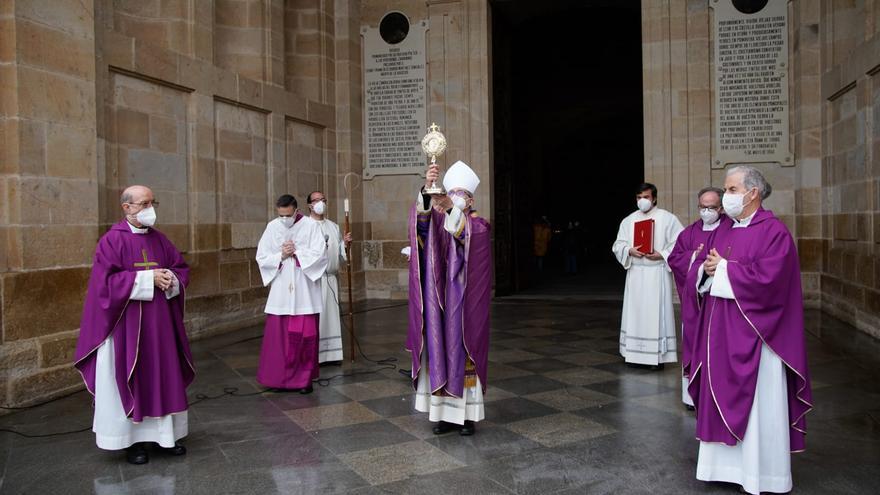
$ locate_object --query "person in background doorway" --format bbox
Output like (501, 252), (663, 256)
(533, 216), (552, 271)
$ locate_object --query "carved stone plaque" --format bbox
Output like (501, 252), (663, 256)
(712, 0), (791, 167)
(362, 15), (428, 178)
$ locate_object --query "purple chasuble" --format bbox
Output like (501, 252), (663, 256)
(668, 218), (727, 379)
(406, 205), (492, 397)
(687, 208), (812, 451)
(74, 220), (194, 422)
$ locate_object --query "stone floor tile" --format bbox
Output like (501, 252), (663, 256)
(332, 378), (414, 401)
(359, 394), (418, 418)
(506, 357), (573, 373)
(338, 440), (464, 485)
(370, 465), (514, 494)
(483, 397), (560, 424)
(426, 425), (542, 465)
(505, 412), (616, 447)
(524, 387), (618, 411)
(310, 420), (416, 455)
(284, 401), (383, 431)
(492, 375), (568, 396)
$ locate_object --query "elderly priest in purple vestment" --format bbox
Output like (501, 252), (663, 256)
(688, 166), (812, 495)
(407, 160), (492, 436)
(74, 185), (194, 465)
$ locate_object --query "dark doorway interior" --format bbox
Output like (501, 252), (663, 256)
(492, 0), (644, 296)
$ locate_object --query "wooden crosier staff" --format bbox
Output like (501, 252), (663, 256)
(343, 197), (355, 363)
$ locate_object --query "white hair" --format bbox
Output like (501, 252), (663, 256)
(726, 165), (772, 200)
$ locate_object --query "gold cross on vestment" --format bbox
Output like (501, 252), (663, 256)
(133, 249), (159, 270)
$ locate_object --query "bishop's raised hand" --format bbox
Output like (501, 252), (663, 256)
(425, 163), (440, 190)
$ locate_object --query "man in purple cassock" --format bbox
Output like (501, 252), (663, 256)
(75, 185), (194, 465)
(667, 186), (727, 410)
(255, 194), (327, 394)
(687, 166), (812, 494)
(407, 160), (492, 436)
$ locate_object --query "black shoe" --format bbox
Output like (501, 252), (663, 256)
(299, 385), (314, 395)
(432, 421), (457, 435)
(125, 443), (148, 465)
(319, 360), (343, 367)
(162, 443), (187, 456)
(648, 363), (665, 371)
(459, 420), (476, 436)
(685, 404), (695, 411)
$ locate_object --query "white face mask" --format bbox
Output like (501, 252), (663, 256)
(722, 190), (753, 218)
(637, 198), (653, 213)
(452, 195), (468, 210)
(136, 206), (156, 227)
(312, 200), (326, 215)
(280, 216), (295, 228)
(699, 208), (720, 225)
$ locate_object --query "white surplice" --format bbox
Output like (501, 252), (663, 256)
(314, 218), (346, 363)
(612, 207), (684, 365)
(92, 222), (186, 450)
(414, 352), (485, 425)
(694, 211), (792, 495)
(256, 217), (328, 316)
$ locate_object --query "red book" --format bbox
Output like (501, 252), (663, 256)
(634, 219), (655, 255)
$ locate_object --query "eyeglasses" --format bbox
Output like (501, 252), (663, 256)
(127, 200), (159, 208)
(699, 206), (720, 211)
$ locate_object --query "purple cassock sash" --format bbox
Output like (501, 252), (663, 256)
(668, 218), (727, 380)
(406, 205), (492, 397)
(686, 208), (812, 451)
(74, 220), (195, 422)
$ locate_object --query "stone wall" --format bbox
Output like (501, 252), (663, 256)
(819, 0), (880, 338)
(641, 0), (880, 339)
(0, 0), (362, 407)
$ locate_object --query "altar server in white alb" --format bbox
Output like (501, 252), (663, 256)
(306, 190), (352, 364)
(612, 182), (684, 369)
(255, 194), (328, 393)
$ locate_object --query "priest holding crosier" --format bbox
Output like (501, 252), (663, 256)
(305, 190), (352, 365)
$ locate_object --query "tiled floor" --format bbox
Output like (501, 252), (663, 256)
(1, 299), (879, 494)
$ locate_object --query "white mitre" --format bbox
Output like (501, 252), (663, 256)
(442, 160), (480, 194)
